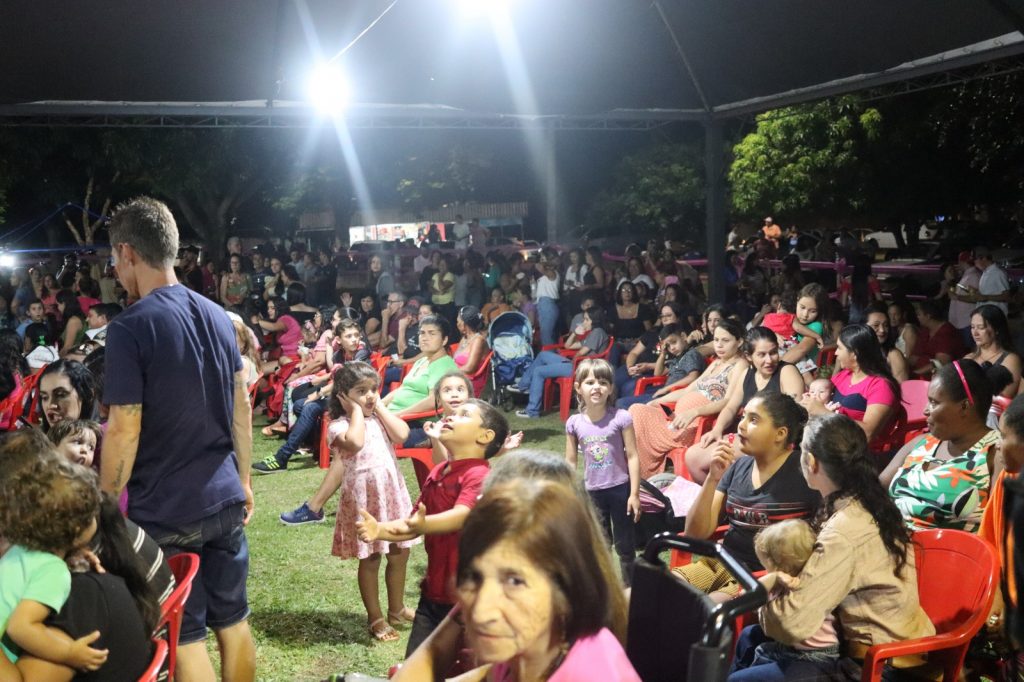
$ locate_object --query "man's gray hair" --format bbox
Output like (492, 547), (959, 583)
(108, 197), (179, 268)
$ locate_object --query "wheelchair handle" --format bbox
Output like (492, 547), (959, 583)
(644, 532), (768, 646)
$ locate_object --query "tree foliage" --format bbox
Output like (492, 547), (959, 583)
(393, 142), (494, 211)
(930, 71), (1024, 224)
(728, 96), (882, 218)
(584, 142), (705, 239)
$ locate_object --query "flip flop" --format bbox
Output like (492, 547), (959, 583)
(388, 607), (416, 627)
(260, 424), (287, 437)
(369, 617), (399, 642)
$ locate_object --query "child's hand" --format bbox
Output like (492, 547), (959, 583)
(356, 509), (379, 543)
(338, 392), (357, 415)
(503, 431), (524, 450)
(824, 401), (840, 413)
(66, 631), (109, 671)
(776, 572), (799, 589)
(626, 494), (641, 522)
(66, 548), (105, 574)
(758, 572), (779, 591)
(423, 420), (442, 440)
(405, 503), (428, 535)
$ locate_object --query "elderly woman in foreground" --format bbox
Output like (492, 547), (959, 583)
(395, 478), (640, 682)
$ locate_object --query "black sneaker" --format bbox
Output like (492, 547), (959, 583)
(252, 456), (286, 474)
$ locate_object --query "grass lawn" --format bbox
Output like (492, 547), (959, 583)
(240, 409), (568, 681)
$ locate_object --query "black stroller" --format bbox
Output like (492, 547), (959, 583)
(628, 533), (767, 682)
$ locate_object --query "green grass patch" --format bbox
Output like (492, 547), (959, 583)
(235, 410), (567, 681)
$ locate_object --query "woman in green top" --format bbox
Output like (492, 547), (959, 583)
(880, 358), (1000, 531)
(382, 315), (458, 416)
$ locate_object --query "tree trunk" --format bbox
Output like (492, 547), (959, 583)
(169, 192), (232, 265)
(63, 172), (119, 245)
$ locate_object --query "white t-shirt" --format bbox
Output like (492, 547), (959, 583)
(452, 222), (471, 249)
(534, 274), (560, 300)
(413, 253), (431, 274)
(564, 264), (589, 289)
(979, 263), (1010, 314)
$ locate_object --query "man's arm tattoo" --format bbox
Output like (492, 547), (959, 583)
(112, 461), (126, 490)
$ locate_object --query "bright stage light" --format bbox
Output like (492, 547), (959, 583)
(0, 254), (15, 269)
(455, 0), (517, 19)
(308, 63), (351, 114)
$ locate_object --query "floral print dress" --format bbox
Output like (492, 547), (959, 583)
(889, 430), (999, 531)
(330, 416), (420, 560)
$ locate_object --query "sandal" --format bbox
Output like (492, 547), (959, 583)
(260, 423), (287, 438)
(388, 607), (416, 627)
(369, 617), (399, 642)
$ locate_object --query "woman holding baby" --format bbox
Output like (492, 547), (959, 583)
(728, 413), (935, 681)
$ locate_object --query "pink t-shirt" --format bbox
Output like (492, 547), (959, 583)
(829, 369), (896, 423)
(491, 628), (640, 682)
(276, 314), (302, 358)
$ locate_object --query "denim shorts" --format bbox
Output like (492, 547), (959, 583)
(142, 503), (250, 643)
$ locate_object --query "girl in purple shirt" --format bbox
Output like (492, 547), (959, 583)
(565, 358), (641, 584)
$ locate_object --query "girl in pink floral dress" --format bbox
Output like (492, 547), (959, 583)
(328, 361), (420, 642)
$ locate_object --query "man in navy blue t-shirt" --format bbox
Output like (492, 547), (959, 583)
(100, 197), (255, 682)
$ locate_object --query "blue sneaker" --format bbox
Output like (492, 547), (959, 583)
(280, 502), (325, 525)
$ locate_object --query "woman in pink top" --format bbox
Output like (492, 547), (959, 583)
(453, 305), (489, 396)
(396, 478), (639, 682)
(251, 296), (302, 364)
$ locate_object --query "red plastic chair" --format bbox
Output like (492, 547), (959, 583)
(388, 361), (415, 393)
(861, 529), (998, 682)
(396, 448), (437, 489)
(137, 638), (168, 682)
(634, 374), (667, 396)
(817, 345), (837, 372)
(159, 552), (200, 682)
(318, 415), (332, 468)
(465, 350), (493, 395)
(246, 380), (259, 416)
(900, 379), (930, 432)
(663, 414), (716, 476)
(543, 337), (615, 420)
(0, 366), (47, 427)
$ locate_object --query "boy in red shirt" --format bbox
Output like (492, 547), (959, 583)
(357, 398), (509, 656)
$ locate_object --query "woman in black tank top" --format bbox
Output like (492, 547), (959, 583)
(963, 305), (1022, 398)
(682, 327), (805, 483)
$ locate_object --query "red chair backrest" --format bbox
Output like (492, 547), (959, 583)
(817, 345), (837, 371)
(137, 638), (168, 682)
(396, 448), (437, 489)
(571, 337), (614, 372)
(467, 351), (493, 383)
(900, 380), (930, 423)
(159, 552), (200, 681)
(913, 529), (997, 636)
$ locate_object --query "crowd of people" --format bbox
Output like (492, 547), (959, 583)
(1, 202), (1024, 681)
